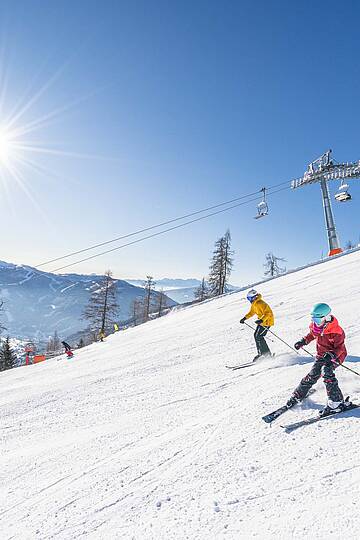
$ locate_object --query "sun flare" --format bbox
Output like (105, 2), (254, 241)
(0, 48), (106, 208)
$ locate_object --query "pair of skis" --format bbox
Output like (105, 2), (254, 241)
(263, 394), (359, 432)
(226, 362), (254, 371)
(226, 353), (275, 371)
(226, 359), (359, 431)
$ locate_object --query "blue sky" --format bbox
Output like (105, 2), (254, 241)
(0, 0), (359, 285)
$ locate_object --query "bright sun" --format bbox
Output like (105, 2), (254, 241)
(0, 61), (104, 202)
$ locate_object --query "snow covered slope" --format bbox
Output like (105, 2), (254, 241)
(2, 250), (360, 539)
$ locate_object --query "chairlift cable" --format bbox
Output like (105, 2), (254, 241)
(49, 186), (290, 273)
(36, 180), (290, 269)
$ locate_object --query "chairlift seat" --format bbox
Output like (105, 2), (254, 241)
(335, 191), (351, 202)
(254, 189), (269, 219)
(254, 212), (268, 219)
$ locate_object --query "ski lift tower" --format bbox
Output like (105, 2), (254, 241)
(291, 150), (360, 256)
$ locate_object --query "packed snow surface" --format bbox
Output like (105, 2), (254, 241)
(2, 251), (360, 539)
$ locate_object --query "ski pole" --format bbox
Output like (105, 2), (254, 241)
(263, 325), (315, 358)
(244, 321), (360, 378)
(333, 361), (360, 378)
(265, 325), (360, 377)
(241, 320), (277, 343)
(243, 321), (301, 354)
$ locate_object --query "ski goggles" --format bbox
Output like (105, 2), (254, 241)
(311, 315), (325, 325)
(247, 292), (258, 302)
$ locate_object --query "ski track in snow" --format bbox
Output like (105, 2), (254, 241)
(2, 251), (360, 539)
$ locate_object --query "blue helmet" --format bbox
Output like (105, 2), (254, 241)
(247, 289), (258, 303)
(311, 303), (331, 325)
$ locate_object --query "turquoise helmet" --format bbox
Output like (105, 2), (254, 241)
(311, 303), (331, 325)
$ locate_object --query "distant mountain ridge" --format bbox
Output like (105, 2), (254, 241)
(0, 261), (177, 341)
(125, 278), (203, 290)
(125, 278), (240, 303)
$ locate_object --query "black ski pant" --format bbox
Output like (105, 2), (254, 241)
(293, 358), (343, 403)
(254, 325), (271, 356)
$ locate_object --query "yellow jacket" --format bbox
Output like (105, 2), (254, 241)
(244, 294), (274, 327)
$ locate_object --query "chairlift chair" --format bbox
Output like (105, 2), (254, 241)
(334, 181), (352, 202)
(254, 187), (269, 219)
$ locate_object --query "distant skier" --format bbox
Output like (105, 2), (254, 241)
(240, 289), (274, 361)
(287, 303), (350, 417)
(61, 341), (73, 358)
(98, 330), (106, 342)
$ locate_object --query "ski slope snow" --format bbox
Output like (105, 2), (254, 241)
(2, 250), (360, 539)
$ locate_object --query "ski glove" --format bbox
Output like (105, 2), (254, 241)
(294, 338), (306, 350)
(239, 317), (246, 324)
(322, 352), (337, 365)
(255, 319), (263, 325)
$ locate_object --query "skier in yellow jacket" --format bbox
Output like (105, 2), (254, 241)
(240, 289), (274, 361)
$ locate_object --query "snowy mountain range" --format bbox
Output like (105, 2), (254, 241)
(0, 261), (177, 341)
(2, 249), (360, 538)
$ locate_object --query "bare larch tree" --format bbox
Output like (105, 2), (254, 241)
(143, 276), (156, 321)
(83, 270), (119, 337)
(130, 298), (144, 326)
(263, 252), (286, 277)
(194, 278), (209, 302)
(156, 288), (167, 317)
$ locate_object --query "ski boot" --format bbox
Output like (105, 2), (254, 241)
(286, 391), (302, 408)
(319, 397), (351, 418)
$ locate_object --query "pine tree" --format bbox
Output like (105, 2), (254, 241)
(263, 252), (286, 277)
(194, 278), (209, 302)
(208, 230), (234, 296)
(0, 337), (17, 371)
(83, 270), (120, 335)
(77, 338), (85, 348)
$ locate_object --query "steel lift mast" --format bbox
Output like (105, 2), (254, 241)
(291, 150), (360, 256)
